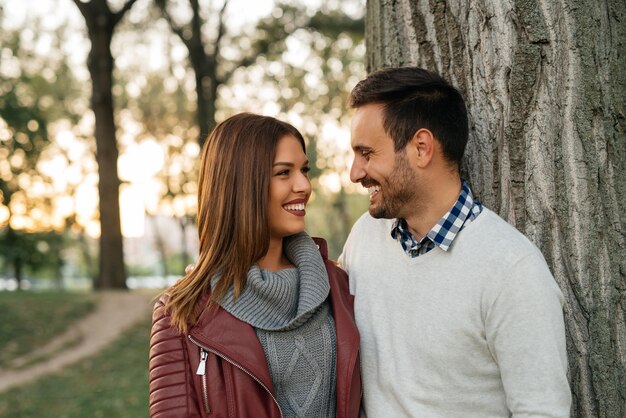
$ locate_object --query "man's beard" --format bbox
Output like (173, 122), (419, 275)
(368, 151), (416, 219)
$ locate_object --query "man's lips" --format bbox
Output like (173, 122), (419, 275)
(362, 181), (381, 201)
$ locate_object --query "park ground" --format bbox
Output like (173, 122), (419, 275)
(0, 290), (156, 418)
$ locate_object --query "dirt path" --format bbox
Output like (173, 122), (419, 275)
(0, 290), (156, 393)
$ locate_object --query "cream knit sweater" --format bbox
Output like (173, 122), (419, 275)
(339, 208), (571, 417)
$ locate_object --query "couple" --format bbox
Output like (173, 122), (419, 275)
(148, 67), (571, 417)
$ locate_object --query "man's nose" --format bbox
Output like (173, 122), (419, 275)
(350, 157), (365, 183)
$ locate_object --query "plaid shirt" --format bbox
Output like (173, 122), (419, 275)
(391, 181), (483, 257)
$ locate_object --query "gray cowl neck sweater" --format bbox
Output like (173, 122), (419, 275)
(218, 232), (337, 418)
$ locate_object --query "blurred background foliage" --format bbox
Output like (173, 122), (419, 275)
(0, 0), (368, 290)
(1, 1), (367, 414)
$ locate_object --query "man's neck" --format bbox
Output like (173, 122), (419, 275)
(404, 177), (462, 239)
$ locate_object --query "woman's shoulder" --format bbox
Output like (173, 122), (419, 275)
(311, 236), (329, 259)
(152, 292), (170, 317)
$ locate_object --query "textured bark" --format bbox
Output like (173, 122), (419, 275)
(73, 0), (139, 289)
(366, 0), (626, 416)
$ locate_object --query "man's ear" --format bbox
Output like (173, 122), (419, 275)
(406, 128), (435, 168)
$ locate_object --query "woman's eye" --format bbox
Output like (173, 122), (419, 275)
(301, 166), (311, 175)
(275, 170), (289, 176)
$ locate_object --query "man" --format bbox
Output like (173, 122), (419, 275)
(339, 67), (571, 417)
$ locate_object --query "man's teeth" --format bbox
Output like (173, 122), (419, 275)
(368, 186), (381, 195)
(284, 203), (305, 211)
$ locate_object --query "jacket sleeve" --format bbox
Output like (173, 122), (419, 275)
(149, 297), (201, 418)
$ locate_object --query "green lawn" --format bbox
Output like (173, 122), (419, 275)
(0, 291), (96, 368)
(0, 319), (151, 418)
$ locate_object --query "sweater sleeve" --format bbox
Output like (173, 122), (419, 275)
(338, 212), (371, 296)
(149, 298), (201, 418)
(485, 252), (571, 417)
(337, 232), (351, 274)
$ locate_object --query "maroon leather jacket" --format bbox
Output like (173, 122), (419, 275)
(149, 238), (361, 418)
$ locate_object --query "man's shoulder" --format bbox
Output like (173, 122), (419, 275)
(460, 209), (561, 300)
(463, 208), (542, 257)
(341, 212), (395, 268)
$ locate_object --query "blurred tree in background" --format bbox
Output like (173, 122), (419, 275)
(71, 0), (140, 289)
(0, 7), (87, 288)
(154, 0), (228, 147)
(0, 0), (367, 287)
(116, 0), (367, 260)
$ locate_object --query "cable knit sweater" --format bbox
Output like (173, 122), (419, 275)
(219, 232), (337, 418)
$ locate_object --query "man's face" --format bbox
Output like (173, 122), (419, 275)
(350, 103), (417, 219)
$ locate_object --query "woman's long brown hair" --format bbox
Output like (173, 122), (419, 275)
(164, 113), (306, 333)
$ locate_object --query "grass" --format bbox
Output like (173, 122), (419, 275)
(0, 319), (151, 418)
(0, 291), (96, 368)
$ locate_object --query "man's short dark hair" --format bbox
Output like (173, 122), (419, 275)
(350, 67), (469, 167)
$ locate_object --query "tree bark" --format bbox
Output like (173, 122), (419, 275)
(365, 0), (626, 416)
(73, 0), (139, 289)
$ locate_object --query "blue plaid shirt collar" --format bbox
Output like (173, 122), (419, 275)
(391, 181), (483, 257)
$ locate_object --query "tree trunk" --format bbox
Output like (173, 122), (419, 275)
(365, 0), (626, 416)
(155, 0), (225, 148)
(88, 19), (126, 290)
(78, 231), (97, 281)
(179, 216), (190, 274)
(13, 255), (22, 291)
(148, 214), (169, 278)
(191, 53), (218, 148)
(73, 0), (139, 289)
(4, 227), (22, 289)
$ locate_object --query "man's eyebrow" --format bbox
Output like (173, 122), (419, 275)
(352, 144), (372, 152)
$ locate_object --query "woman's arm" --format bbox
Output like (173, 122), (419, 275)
(149, 297), (201, 418)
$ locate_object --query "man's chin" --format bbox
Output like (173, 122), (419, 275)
(368, 205), (394, 219)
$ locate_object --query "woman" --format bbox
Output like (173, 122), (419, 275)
(149, 113), (361, 418)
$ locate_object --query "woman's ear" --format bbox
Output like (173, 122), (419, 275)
(407, 128), (435, 168)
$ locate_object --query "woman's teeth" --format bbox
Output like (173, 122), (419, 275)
(284, 203), (305, 211)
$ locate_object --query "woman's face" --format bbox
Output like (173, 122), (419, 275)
(268, 134), (311, 241)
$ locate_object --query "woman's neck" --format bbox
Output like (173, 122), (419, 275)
(257, 237), (294, 272)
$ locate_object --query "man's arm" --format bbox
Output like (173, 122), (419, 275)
(485, 252), (571, 417)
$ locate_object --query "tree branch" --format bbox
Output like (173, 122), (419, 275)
(156, 0), (191, 50)
(212, 0), (229, 63)
(113, 0), (140, 26)
(189, 0), (202, 48)
(71, 0), (90, 18)
(221, 55), (255, 85)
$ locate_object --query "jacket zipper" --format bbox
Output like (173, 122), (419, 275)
(189, 335), (283, 418)
(196, 348), (211, 415)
